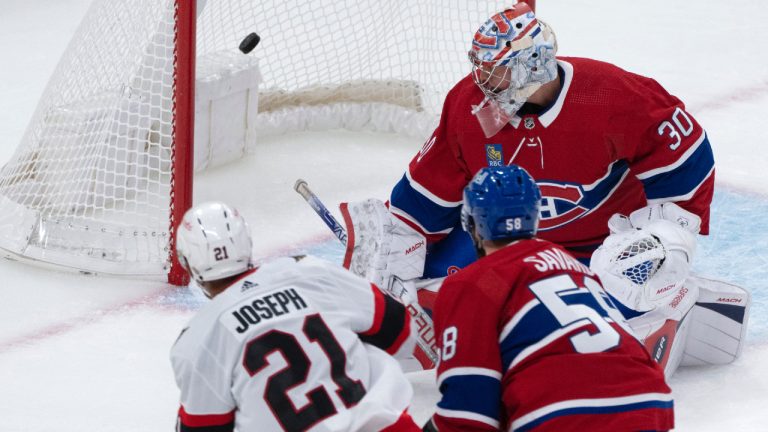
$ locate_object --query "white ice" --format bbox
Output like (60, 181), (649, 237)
(1, 0), (767, 431)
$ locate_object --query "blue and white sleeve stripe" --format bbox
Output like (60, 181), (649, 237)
(390, 172), (462, 235)
(636, 131), (715, 202)
(510, 393), (674, 432)
(435, 367), (502, 429)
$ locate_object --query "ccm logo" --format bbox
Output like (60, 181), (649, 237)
(405, 240), (425, 255)
(717, 297), (742, 304)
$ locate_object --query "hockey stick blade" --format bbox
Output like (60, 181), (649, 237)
(294, 179), (439, 367)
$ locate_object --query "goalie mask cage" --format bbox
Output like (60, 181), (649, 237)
(0, 0), (533, 285)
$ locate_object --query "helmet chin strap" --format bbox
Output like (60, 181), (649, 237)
(463, 216), (487, 258)
(469, 228), (486, 259)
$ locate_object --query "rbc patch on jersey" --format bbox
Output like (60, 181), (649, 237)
(485, 144), (504, 167)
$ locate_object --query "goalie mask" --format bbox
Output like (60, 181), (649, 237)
(461, 165), (541, 245)
(469, 2), (558, 132)
(591, 220), (697, 313)
(176, 201), (253, 283)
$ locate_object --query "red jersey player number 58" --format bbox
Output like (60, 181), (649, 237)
(529, 274), (622, 353)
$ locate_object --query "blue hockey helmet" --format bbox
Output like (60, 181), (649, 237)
(461, 165), (541, 241)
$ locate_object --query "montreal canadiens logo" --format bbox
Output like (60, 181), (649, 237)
(537, 182), (588, 231)
(473, 13), (513, 49)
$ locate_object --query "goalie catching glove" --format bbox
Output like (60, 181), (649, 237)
(597, 202), (700, 314)
(592, 217), (697, 315)
(592, 215), (699, 377)
(592, 204), (750, 377)
(607, 201), (701, 235)
(593, 204), (698, 364)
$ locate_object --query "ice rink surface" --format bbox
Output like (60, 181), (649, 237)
(1, 0), (768, 430)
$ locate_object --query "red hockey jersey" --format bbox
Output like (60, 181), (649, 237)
(391, 57), (714, 260)
(431, 238), (674, 431)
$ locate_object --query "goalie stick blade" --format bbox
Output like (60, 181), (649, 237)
(406, 303), (438, 366)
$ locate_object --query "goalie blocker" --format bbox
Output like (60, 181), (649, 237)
(339, 199), (442, 371)
(339, 199), (427, 294)
(339, 199), (444, 312)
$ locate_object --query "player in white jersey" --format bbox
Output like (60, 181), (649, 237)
(170, 201), (421, 432)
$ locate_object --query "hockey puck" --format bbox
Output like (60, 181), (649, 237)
(239, 32), (260, 54)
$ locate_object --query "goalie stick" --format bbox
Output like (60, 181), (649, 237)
(294, 179), (348, 245)
(294, 179), (439, 366)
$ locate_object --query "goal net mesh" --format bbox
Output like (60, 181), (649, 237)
(0, 0), (509, 278)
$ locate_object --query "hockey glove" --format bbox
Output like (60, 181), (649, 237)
(607, 202), (701, 235)
(339, 199), (426, 293)
(593, 218), (697, 314)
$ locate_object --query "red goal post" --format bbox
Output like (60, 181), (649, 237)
(0, 0), (536, 285)
(171, 0), (197, 285)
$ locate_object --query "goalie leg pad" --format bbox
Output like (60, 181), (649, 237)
(621, 274), (751, 377)
(634, 311), (693, 378)
(680, 274), (751, 367)
(621, 280), (698, 378)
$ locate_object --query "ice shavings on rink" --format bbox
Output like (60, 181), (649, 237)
(158, 285), (207, 311)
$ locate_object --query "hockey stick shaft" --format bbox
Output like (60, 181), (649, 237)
(294, 179), (439, 366)
(294, 179), (348, 245)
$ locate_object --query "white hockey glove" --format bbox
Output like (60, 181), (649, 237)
(339, 199), (426, 301)
(607, 202), (701, 235)
(597, 204), (750, 377)
(592, 219), (700, 378)
(598, 202), (700, 315)
(592, 218), (698, 315)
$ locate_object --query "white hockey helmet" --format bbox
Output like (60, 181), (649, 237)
(468, 2), (558, 117)
(591, 220), (696, 313)
(176, 201), (253, 282)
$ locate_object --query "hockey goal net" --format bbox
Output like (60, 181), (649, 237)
(0, 0), (528, 284)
